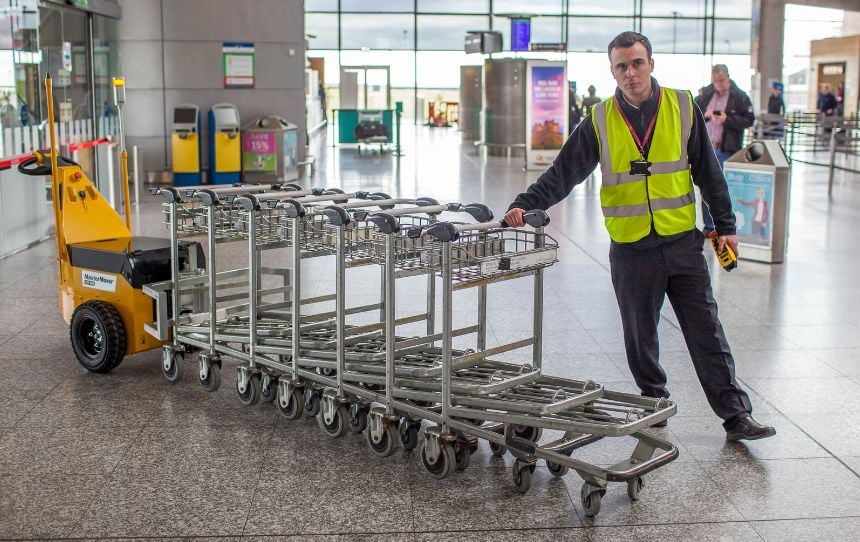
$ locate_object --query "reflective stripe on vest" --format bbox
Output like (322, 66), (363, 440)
(591, 87), (696, 243)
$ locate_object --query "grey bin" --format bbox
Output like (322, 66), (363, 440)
(241, 116), (299, 183)
(723, 140), (791, 263)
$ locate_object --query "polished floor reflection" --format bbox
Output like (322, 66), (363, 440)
(0, 126), (859, 541)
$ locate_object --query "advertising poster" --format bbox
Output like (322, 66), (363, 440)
(525, 61), (567, 170)
(724, 167), (775, 248)
(283, 130), (297, 170)
(242, 132), (276, 172)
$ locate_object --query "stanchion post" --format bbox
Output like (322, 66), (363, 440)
(828, 126), (839, 197)
(132, 144), (141, 207)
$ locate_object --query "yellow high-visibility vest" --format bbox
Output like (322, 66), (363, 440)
(591, 88), (696, 243)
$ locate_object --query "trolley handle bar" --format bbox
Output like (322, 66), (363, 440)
(354, 200), (488, 224)
(263, 188), (325, 206)
(151, 186), (182, 203)
(322, 205), (351, 226)
(279, 198), (307, 218)
(183, 182), (285, 198)
(419, 209), (550, 242)
(266, 189), (373, 208)
(499, 209), (550, 229)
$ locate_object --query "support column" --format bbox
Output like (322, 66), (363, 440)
(750, 0), (786, 112)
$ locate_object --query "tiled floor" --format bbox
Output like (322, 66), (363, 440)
(1, 126), (859, 541)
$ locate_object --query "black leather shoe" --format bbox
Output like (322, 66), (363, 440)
(725, 416), (776, 441)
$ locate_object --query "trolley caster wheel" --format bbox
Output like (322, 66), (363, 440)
(547, 460), (570, 477)
(162, 349), (183, 383)
(366, 422), (398, 457)
(199, 360), (221, 393)
(454, 443), (471, 471)
(318, 367), (336, 377)
(512, 460), (536, 493)
(349, 405), (368, 434)
(304, 389), (321, 418)
(236, 371), (261, 407)
(260, 375), (277, 404)
(319, 404), (348, 438)
(420, 440), (454, 479)
(581, 483), (605, 517)
(513, 425), (542, 442)
(398, 420), (419, 452)
(489, 441), (507, 457)
(627, 475), (644, 501)
(277, 386), (304, 420)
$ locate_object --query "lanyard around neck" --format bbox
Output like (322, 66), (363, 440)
(616, 89), (663, 159)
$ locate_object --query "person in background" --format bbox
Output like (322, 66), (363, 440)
(504, 31), (775, 441)
(694, 64), (754, 236)
(817, 83), (837, 116)
(767, 82), (785, 115)
(836, 82), (844, 117)
(581, 85), (601, 113)
(569, 81), (582, 134)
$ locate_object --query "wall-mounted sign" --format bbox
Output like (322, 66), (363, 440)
(223, 42), (255, 88)
(530, 42), (567, 52)
(525, 61), (567, 170)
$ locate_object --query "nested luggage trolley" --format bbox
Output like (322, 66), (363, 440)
(145, 183), (678, 516)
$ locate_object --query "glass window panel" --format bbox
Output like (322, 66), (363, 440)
(306, 0), (338, 11)
(417, 15), (488, 50)
(568, 18), (634, 53)
(493, 0), (564, 15)
(641, 17), (706, 54)
(416, 51), (472, 88)
(417, 0), (489, 13)
(491, 16), (511, 49)
(713, 20), (751, 55)
(306, 14), (338, 49)
(339, 50), (416, 87)
(569, 0), (635, 16)
(340, 14), (414, 50)
(641, 0), (705, 18)
(531, 16), (564, 44)
(341, 0), (414, 12)
(92, 15), (119, 138)
(715, 0), (752, 18)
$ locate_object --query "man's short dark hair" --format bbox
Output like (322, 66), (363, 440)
(607, 31), (652, 59)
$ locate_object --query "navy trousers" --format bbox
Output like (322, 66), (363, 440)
(609, 229), (752, 429)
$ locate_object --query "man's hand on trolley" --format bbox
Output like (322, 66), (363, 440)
(503, 208), (525, 228)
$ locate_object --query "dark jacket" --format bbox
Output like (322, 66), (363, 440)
(817, 92), (837, 115)
(509, 78), (736, 239)
(767, 94), (785, 115)
(695, 81), (754, 154)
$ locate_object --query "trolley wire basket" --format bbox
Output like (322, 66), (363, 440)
(379, 227), (559, 286)
(163, 202), (246, 241)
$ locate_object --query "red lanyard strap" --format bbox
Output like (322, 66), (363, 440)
(617, 89), (663, 157)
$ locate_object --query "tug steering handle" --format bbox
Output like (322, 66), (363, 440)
(17, 149), (79, 176)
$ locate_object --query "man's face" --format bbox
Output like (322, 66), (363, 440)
(712, 70), (730, 93)
(609, 43), (654, 102)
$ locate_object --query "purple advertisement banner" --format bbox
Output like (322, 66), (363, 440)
(529, 66), (565, 151)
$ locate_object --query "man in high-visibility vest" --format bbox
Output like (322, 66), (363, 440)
(505, 31), (775, 441)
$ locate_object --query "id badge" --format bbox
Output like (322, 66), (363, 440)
(630, 159), (652, 176)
